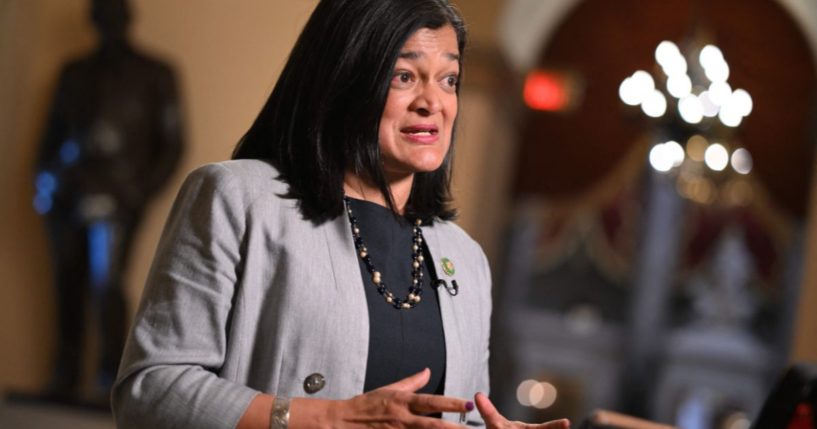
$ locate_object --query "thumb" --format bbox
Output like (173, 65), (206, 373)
(378, 368), (431, 392)
(475, 392), (504, 426)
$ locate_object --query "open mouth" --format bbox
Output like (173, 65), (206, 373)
(401, 126), (439, 136)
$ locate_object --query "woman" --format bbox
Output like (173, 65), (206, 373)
(112, 1), (569, 428)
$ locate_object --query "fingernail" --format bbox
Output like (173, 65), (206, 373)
(465, 401), (474, 411)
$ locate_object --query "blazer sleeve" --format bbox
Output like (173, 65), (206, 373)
(112, 164), (259, 429)
(470, 247), (493, 427)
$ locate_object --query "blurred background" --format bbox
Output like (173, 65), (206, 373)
(1, 0), (817, 428)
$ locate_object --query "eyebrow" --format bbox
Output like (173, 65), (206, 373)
(398, 51), (460, 62)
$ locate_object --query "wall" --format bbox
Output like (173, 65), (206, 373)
(794, 152), (817, 359)
(1, 0), (97, 393)
(0, 0), (320, 393)
(781, 0), (817, 365)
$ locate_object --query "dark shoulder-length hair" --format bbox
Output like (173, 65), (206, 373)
(232, 0), (466, 224)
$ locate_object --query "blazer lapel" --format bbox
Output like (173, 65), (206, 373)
(424, 225), (466, 399)
(323, 213), (370, 392)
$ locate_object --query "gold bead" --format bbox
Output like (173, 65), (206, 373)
(418, 255), (424, 262)
(416, 219), (422, 226)
(360, 251), (367, 258)
(413, 261), (420, 269)
(386, 296), (393, 303)
(372, 272), (381, 284)
(413, 244), (419, 251)
(353, 226), (360, 234)
(401, 303), (411, 309)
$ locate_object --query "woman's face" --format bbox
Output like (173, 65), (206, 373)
(378, 25), (460, 181)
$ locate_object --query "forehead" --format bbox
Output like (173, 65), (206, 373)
(399, 25), (459, 58)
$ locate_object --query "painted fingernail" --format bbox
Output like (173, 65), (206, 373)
(465, 401), (474, 411)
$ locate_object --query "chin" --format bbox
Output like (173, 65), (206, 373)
(383, 148), (449, 176)
(421, 161), (446, 172)
(410, 156), (447, 173)
(385, 161), (445, 177)
(414, 151), (449, 171)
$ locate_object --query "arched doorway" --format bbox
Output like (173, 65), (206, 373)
(492, 0), (817, 426)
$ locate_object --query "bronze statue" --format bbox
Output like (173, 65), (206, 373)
(34, 0), (183, 400)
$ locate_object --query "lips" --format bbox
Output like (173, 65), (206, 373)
(401, 125), (439, 136)
(400, 125), (440, 144)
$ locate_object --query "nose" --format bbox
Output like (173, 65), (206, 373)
(410, 82), (443, 116)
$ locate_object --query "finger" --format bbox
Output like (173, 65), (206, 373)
(408, 393), (474, 415)
(407, 413), (472, 429)
(378, 368), (431, 392)
(474, 392), (504, 426)
(526, 419), (571, 429)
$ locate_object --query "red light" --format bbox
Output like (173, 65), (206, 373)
(524, 71), (568, 111)
(787, 402), (814, 429)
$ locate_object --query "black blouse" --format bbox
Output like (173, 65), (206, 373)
(345, 198), (446, 395)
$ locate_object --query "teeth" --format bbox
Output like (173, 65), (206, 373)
(408, 131), (433, 136)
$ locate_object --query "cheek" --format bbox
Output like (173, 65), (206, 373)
(378, 116), (396, 145)
(381, 91), (410, 121)
(376, 120), (397, 160)
(379, 101), (404, 140)
(444, 97), (458, 125)
(443, 101), (458, 139)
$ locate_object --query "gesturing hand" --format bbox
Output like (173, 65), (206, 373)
(474, 392), (570, 429)
(334, 368), (474, 429)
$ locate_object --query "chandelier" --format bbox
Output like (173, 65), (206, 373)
(618, 39), (755, 205)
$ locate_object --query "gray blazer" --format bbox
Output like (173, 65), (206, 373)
(112, 160), (492, 429)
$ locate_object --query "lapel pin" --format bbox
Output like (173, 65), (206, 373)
(441, 257), (455, 276)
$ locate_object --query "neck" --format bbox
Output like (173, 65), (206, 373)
(343, 171), (414, 214)
(97, 37), (131, 58)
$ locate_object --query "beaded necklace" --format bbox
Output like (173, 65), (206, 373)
(343, 197), (424, 310)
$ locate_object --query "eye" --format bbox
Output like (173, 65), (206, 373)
(441, 73), (459, 92)
(391, 71), (414, 88)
